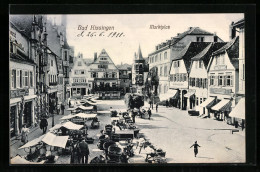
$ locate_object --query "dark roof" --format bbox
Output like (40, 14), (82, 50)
(171, 27), (214, 45)
(10, 52), (36, 65)
(172, 42), (211, 73)
(9, 15), (34, 38)
(117, 63), (132, 70)
(191, 42), (227, 68)
(63, 39), (70, 49)
(212, 36), (239, 69)
(83, 58), (93, 66)
(233, 18), (245, 28)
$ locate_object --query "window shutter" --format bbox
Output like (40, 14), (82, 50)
(231, 75), (233, 86)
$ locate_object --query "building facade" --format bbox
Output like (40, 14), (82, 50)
(148, 27), (223, 102)
(169, 42), (211, 110)
(189, 42), (227, 114)
(131, 46), (149, 94)
(207, 36), (239, 121)
(117, 64), (132, 95)
(9, 18), (38, 137)
(69, 53), (89, 98)
(89, 49), (120, 99)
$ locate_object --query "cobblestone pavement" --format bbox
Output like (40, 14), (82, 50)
(10, 99), (245, 164)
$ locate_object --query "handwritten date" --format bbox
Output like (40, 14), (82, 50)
(77, 31), (125, 38)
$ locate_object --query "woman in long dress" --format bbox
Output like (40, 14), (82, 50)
(21, 124), (29, 145)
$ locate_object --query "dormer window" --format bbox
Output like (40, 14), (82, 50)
(197, 37), (204, 42)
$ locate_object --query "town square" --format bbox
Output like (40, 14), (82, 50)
(9, 14), (245, 164)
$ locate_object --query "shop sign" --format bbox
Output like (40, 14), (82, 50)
(169, 81), (188, 89)
(209, 88), (232, 95)
(72, 83), (88, 86)
(214, 65), (227, 70)
(10, 88), (29, 98)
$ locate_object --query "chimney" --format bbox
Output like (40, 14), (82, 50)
(177, 33), (180, 36)
(189, 27), (193, 30)
(229, 22), (236, 40)
(213, 32), (218, 42)
(94, 52), (97, 61)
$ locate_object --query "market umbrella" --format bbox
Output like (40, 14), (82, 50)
(18, 134), (46, 149)
(41, 132), (69, 149)
(10, 155), (45, 164)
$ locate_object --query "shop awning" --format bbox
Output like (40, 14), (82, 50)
(85, 100), (98, 105)
(75, 113), (97, 119)
(76, 105), (94, 110)
(66, 107), (76, 111)
(228, 98), (245, 119)
(18, 134), (46, 149)
(60, 114), (75, 120)
(41, 132), (69, 149)
(160, 89), (178, 101)
(49, 123), (63, 131)
(199, 97), (215, 108)
(10, 156), (45, 164)
(211, 99), (232, 112)
(184, 91), (195, 98)
(62, 121), (84, 130)
(24, 95), (37, 100)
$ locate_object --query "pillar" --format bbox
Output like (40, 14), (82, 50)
(15, 103), (19, 135)
(31, 100), (35, 126)
(187, 97), (190, 110)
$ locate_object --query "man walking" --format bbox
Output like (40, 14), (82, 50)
(166, 99), (169, 108)
(40, 117), (48, 134)
(190, 141), (201, 157)
(61, 103), (65, 115)
(156, 103), (158, 112)
(147, 108), (152, 120)
(78, 138), (90, 164)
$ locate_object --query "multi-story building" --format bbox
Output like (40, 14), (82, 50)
(207, 36), (239, 121)
(89, 49), (120, 99)
(148, 27), (223, 102)
(117, 64), (132, 95)
(9, 21), (37, 137)
(227, 19), (245, 126)
(69, 53), (89, 98)
(131, 46), (149, 94)
(169, 42), (211, 110)
(189, 42), (227, 115)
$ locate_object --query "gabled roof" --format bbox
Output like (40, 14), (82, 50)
(191, 42), (227, 68)
(93, 49), (118, 69)
(210, 36), (239, 70)
(9, 15), (34, 38)
(172, 42), (211, 73)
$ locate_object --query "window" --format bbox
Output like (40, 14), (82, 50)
(155, 55), (158, 62)
(20, 70), (23, 87)
(98, 64), (108, 69)
(74, 70), (77, 75)
(196, 97), (199, 105)
(11, 69), (16, 88)
(160, 67), (163, 76)
(210, 75), (214, 86)
(199, 61), (203, 68)
(112, 72), (117, 78)
(164, 52), (167, 60)
(180, 74), (183, 82)
(164, 66), (167, 77)
(64, 51), (68, 61)
(51, 60), (53, 66)
(16, 70), (20, 88)
(174, 74), (176, 82)
(176, 74), (179, 82)
(197, 37), (204, 42)
(112, 82), (116, 87)
(30, 71), (33, 87)
(78, 61), (82, 66)
(174, 61), (180, 68)
(23, 71), (29, 87)
(183, 74), (187, 81)
(218, 75), (224, 86)
(81, 70), (85, 74)
(200, 98), (203, 104)
(226, 75), (233, 86)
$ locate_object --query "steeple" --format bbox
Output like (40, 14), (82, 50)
(136, 44), (143, 60)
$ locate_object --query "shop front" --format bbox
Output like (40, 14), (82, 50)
(184, 90), (196, 110)
(197, 96), (217, 117)
(229, 97), (245, 128)
(211, 99), (232, 121)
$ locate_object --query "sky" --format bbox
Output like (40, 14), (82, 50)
(48, 14), (243, 65)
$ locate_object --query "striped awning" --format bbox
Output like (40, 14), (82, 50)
(160, 89), (178, 101)
(211, 99), (232, 112)
(199, 97), (215, 108)
(229, 98), (245, 119)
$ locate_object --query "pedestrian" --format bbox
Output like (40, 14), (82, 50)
(78, 138), (90, 164)
(241, 120), (245, 131)
(190, 141), (201, 157)
(20, 124), (29, 145)
(131, 110), (136, 123)
(149, 100), (152, 109)
(147, 108), (152, 120)
(166, 99), (169, 108)
(61, 103), (65, 115)
(40, 117), (48, 134)
(156, 103), (158, 112)
(69, 100), (71, 108)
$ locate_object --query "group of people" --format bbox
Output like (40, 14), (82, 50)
(71, 138), (90, 164)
